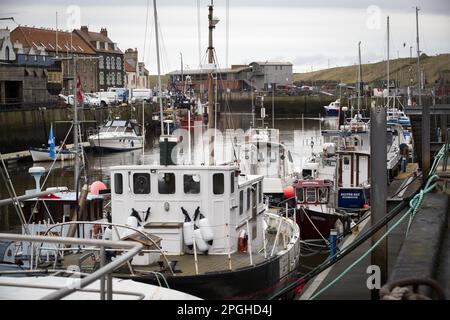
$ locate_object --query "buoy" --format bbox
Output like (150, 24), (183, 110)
(283, 185), (295, 199)
(181, 207), (194, 249)
(198, 213), (214, 245)
(90, 181), (107, 196)
(194, 226), (209, 252)
(363, 203), (370, 209)
(238, 229), (248, 253)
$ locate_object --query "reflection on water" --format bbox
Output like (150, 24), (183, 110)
(0, 115), (339, 232)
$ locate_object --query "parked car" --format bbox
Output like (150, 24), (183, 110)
(97, 91), (118, 107)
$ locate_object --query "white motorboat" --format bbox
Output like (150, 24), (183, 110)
(30, 147), (76, 162)
(88, 119), (143, 151)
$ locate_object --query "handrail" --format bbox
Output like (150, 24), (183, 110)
(41, 221), (175, 275)
(0, 233), (143, 300)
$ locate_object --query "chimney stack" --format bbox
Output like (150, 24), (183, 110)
(100, 27), (108, 37)
(80, 25), (88, 33)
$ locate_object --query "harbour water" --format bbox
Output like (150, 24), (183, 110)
(0, 116), (338, 232)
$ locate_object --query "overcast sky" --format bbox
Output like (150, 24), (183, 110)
(1, 0), (449, 73)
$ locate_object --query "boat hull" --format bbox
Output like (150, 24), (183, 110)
(324, 108), (339, 117)
(296, 208), (351, 240)
(30, 148), (76, 162)
(122, 248), (300, 300)
(88, 136), (143, 151)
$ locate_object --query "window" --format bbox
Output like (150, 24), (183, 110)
(184, 174), (200, 194)
(318, 187), (328, 203)
(247, 188), (251, 211)
(230, 172), (235, 193)
(5, 46), (10, 60)
(116, 57), (122, 70)
(114, 173), (123, 194)
(306, 188), (316, 203)
(258, 181), (263, 203)
(106, 56), (110, 70)
(106, 73), (110, 86)
(296, 188), (304, 203)
(213, 173), (224, 195)
(133, 173), (150, 194)
(99, 56), (104, 69)
(239, 190), (244, 215)
(344, 157), (350, 165)
(117, 72), (122, 85)
(111, 72), (115, 85)
(99, 72), (104, 85)
(158, 173), (175, 194)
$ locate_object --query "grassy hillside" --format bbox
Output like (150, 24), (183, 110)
(294, 53), (450, 87)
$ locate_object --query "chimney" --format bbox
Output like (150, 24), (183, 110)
(80, 25), (88, 33)
(100, 27), (108, 37)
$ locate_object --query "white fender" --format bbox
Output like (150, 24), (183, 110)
(126, 216), (139, 228)
(183, 221), (194, 247)
(199, 216), (214, 245)
(103, 227), (112, 240)
(194, 228), (209, 252)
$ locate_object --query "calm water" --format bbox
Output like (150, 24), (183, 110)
(0, 115), (339, 232)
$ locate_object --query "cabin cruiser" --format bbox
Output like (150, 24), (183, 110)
(88, 119), (143, 151)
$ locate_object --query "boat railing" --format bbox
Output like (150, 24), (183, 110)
(0, 233), (143, 300)
(41, 221), (175, 276)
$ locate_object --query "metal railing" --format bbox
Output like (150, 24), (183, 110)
(0, 233), (143, 300)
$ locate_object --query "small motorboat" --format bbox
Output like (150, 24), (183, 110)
(30, 147), (76, 162)
(324, 99), (340, 117)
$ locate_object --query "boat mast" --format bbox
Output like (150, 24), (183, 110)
(73, 58), (79, 192)
(153, 0), (164, 134)
(207, 0), (217, 165)
(357, 41), (362, 115)
(416, 7), (421, 107)
(387, 16), (390, 108)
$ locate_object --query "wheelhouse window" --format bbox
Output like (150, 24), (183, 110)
(296, 188), (304, 203)
(258, 181), (263, 203)
(213, 173), (224, 195)
(133, 173), (150, 194)
(318, 187), (328, 203)
(114, 173), (123, 194)
(184, 174), (200, 194)
(239, 190), (244, 215)
(230, 172), (235, 193)
(306, 188), (316, 203)
(247, 188), (251, 211)
(158, 173), (175, 194)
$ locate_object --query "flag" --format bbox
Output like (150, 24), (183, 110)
(48, 124), (55, 160)
(76, 74), (84, 106)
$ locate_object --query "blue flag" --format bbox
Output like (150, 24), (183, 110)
(48, 124), (55, 160)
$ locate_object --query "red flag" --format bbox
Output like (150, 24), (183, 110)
(76, 74), (84, 105)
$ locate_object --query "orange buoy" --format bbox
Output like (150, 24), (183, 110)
(283, 185), (295, 199)
(90, 181), (107, 195)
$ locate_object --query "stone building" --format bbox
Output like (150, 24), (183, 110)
(10, 26), (98, 94)
(74, 26), (124, 91)
(124, 48), (150, 89)
(248, 61), (293, 90)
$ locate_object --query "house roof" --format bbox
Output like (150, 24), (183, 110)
(250, 61), (293, 66)
(74, 28), (123, 54)
(10, 26), (95, 55)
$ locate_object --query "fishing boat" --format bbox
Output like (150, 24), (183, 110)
(88, 119), (144, 151)
(323, 99), (340, 117)
(30, 124), (76, 162)
(30, 147), (76, 162)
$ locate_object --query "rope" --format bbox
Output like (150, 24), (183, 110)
(309, 144), (446, 300)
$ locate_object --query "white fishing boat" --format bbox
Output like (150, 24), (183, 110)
(29, 147), (76, 162)
(88, 119), (144, 151)
(323, 99), (340, 117)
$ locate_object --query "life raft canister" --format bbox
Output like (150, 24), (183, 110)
(238, 229), (248, 253)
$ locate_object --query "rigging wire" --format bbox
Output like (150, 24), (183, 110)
(142, 0), (151, 62)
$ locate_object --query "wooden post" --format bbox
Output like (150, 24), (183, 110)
(67, 184), (88, 239)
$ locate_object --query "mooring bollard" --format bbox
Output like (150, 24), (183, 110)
(329, 229), (337, 261)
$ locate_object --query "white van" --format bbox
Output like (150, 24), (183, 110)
(97, 91), (118, 107)
(130, 88), (152, 103)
